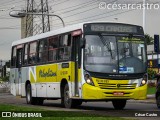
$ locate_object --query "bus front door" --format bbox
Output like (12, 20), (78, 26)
(15, 48), (22, 96)
(72, 35), (81, 97)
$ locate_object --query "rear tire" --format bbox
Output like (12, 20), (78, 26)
(26, 84), (36, 105)
(112, 99), (126, 110)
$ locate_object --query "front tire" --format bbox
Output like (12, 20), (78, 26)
(63, 84), (75, 108)
(112, 99), (127, 110)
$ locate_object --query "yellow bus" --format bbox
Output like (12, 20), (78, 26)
(10, 22), (147, 109)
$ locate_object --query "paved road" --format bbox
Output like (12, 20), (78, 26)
(0, 93), (159, 120)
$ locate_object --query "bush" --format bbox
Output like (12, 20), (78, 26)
(148, 82), (156, 87)
(147, 69), (157, 80)
(0, 76), (9, 82)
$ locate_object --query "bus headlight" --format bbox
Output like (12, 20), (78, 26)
(140, 74), (148, 86)
(84, 74), (94, 86)
(141, 80), (146, 85)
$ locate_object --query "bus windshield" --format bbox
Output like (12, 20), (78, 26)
(84, 35), (146, 74)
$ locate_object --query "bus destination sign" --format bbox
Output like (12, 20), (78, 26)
(84, 23), (143, 34)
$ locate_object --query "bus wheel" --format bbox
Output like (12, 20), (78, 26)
(156, 95), (160, 108)
(112, 99), (126, 110)
(26, 84), (36, 105)
(64, 84), (75, 108)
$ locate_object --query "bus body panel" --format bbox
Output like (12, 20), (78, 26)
(20, 62), (82, 98)
(82, 79), (147, 100)
(10, 68), (22, 96)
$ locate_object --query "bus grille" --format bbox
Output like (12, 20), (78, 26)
(97, 83), (137, 89)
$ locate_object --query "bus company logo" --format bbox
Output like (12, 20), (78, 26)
(39, 68), (57, 78)
(117, 84), (121, 88)
(1, 112), (42, 118)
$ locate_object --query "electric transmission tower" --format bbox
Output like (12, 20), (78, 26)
(25, 0), (50, 37)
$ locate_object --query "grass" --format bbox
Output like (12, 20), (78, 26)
(147, 87), (156, 95)
(0, 104), (128, 120)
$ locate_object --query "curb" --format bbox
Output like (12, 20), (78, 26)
(128, 94), (156, 104)
(128, 99), (156, 104)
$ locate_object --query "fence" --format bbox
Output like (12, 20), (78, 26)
(0, 82), (10, 93)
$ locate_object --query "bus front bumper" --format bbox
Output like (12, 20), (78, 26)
(82, 83), (147, 100)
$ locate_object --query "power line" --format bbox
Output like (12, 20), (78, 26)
(54, 0), (117, 20)
(0, 0), (24, 9)
(52, 0), (98, 14)
(1, 0), (159, 33)
(50, 0), (160, 27)
(0, 17), (15, 19)
(52, 0), (71, 6)
(0, 27), (20, 30)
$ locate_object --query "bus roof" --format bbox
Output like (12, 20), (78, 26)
(12, 22), (84, 46)
(11, 21), (141, 46)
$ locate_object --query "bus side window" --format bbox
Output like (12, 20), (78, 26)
(59, 34), (71, 60)
(11, 46), (16, 67)
(38, 39), (48, 63)
(29, 42), (37, 64)
(48, 36), (58, 61)
(23, 44), (28, 65)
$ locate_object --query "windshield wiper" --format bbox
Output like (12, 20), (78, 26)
(99, 35), (113, 59)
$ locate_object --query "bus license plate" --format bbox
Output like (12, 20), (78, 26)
(113, 92), (124, 96)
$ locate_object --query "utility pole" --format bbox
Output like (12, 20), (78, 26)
(0, 60), (2, 77)
(143, 0), (146, 33)
(0, 60), (2, 67)
(24, 0), (50, 38)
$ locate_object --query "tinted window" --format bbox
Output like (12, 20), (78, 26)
(11, 46), (16, 67)
(38, 39), (48, 63)
(23, 44), (28, 65)
(48, 36), (58, 61)
(29, 42), (37, 64)
(58, 34), (71, 60)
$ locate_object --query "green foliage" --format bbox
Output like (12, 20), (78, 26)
(145, 34), (154, 45)
(147, 69), (157, 80)
(0, 72), (10, 82)
(0, 76), (9, 82)
(147, 87), (156, 94)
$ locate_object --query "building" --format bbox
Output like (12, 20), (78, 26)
(147, 44), (160, 72)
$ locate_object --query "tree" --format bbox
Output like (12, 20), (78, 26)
(145, 34), (154, 45)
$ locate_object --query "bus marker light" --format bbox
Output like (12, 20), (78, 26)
(72, 29), (82, 36)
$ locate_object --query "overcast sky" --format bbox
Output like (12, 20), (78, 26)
(0, 0), (160, 61)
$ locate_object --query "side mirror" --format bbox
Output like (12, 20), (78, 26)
(80, 38), (86, 48)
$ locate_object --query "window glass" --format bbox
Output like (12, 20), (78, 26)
(58, 34), (71, 60)
(29, 42), (37, 64)
(84, 35), (118, 73)
(38, 39), (48, 63)
(23, 44), (28, 65)
(11, 46), (16, 67)
(48, 36), (58, 61)
(84, 35), (146, 74)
